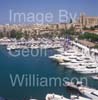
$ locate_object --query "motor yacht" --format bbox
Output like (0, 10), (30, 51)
(45, 93), (91, 100)
(65, 81), (98, 100)
(79, 87), (98, 100)
(92, 75), (98, 80)
(46, 93), (69, 100)
(49, 54), (66, 63)
(75, 64), (98, 74)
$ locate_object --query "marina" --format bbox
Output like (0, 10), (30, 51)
(0, 38), (98, 100)
(0, 37), (64, 50)
(49, 40), (98, 75)
(0, 0), (98, 100)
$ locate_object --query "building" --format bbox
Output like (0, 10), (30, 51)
(79, 13), (98, 28)
(72, 13), (98, 32)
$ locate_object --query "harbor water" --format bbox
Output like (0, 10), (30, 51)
(0, 45), (98, 100)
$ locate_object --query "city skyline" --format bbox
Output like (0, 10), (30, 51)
(0, 0), (98, 24)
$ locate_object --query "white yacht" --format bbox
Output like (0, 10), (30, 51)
(7, 44), (28, 50)
(31, 44), (39, 49)
(49, 54), (66, 63)
(49, 49), (77, 63)
(7, 45), (15, 50)
(70, 95), (91, 100)
(75, 64), (98, 74)
(49, 40), (98, 75)
(59, 60), (81, 69)
(46, 94), (69, 100)
(79, 86), (98, 100)
(59, 52), (98, 74)
(68, 63), (86, 70)
(92, 75), (98, 80)
(45, 93), (91, 100)
(72, 63), (95, 69)
(50, 49), (80, 64)
(7, 44), (19, 50)
(65, 81), (98, 100)
(59, 57), (85, 69)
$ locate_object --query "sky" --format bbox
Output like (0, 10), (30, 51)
(0, 0), (98, 24)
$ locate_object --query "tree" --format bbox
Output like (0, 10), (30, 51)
(10, 29), (17, 38)
(94, 25), (98, 28)
(59, 29), (66, 37)
(65, 26), (75, 35)
(0, 32), (3, 38)
(78, 32), (98, 42)
(83, 26), (89, 30)
(24, 31), (29, 40)
(16, 32), (23, 40)
(94, 45), (98, 49)
(90, 27), (95, 30)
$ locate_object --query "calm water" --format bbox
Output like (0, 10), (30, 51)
(0, 45), (98, 100)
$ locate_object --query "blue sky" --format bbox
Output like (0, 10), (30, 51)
(0, 0), (98, 24)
